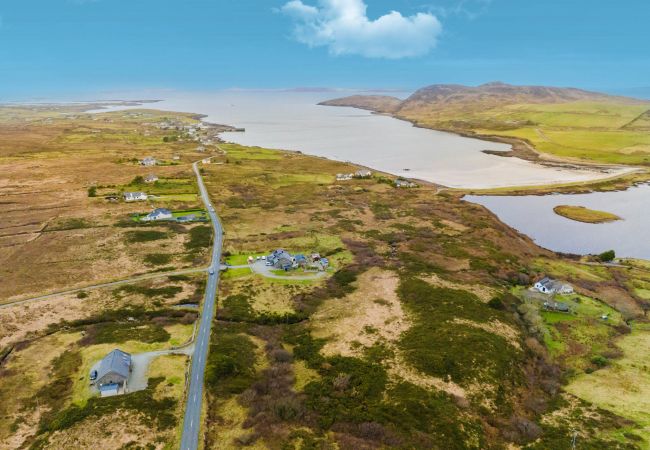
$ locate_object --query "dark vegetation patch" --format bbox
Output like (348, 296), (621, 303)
(143, 253), (172, 266)
(205, 323), (258, 396)
(28, 350), (82, 431)
(397, 279), (523, 394)
(33, 378), (177, 448)
(283, 325), (483, 448)
(79, 322), (170, 346)
(185, 225), (212, 252)
(115, 284), (182, 298)
(125, 230), (168, 243)
(46, 218), (94, 232)
(218, 294), (303, 325)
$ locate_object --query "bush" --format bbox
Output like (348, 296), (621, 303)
(598, 249), (616, 262)
(185, 226), (212, 251)
(76, 291), (88, 299)
(144, 253), (172, 266)
(87, 186), (97, 197)
(126, 230), (168, 243)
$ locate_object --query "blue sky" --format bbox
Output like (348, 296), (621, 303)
(1, 0), (649, 100)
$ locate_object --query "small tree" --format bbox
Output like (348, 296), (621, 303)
(599, 249), (616, 262)
(131, 175), (144, 185)
(87, 186), (97, 197)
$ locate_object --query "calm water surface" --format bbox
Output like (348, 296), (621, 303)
(142, 91), (627, 189)
(466, 184), (650, 259)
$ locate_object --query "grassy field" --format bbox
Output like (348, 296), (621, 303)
(553, 205), (622, 223)
(0, 104), (216, 301)
(198, 139), (649, 448)
(3, 104), (650, 448)
(406, 99), (650, 166)
(566, 325), (650, 447)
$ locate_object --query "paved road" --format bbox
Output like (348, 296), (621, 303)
(0, 267), (207, 310)
(180, 160), (223, 450)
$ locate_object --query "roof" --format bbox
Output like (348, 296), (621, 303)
(151, 208), (172, 215)
(97, 349), (131, 381)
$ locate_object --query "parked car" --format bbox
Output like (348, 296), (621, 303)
(261, 255), (266, 260)
(90, 370), (97, 381)
(265, 261), (273, 266)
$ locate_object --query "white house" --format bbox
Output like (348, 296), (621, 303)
(395, 179), (417, 188)
(140, 157), (157, 167)
(144, 174), (158, 183)
(336, 173), (353, 181)
(141, 208), (173, 222)
(355, 169), (372, 178)
(123, 192), (148, 202)
(534, 277), (574, 295)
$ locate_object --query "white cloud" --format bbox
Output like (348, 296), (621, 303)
(280, 0), (442, 59)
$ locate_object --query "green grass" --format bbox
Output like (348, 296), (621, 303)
(221, 267), (253, 279)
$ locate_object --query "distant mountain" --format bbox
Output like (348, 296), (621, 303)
(320, 82), (650, 166)
(319, 94), (403, 113)
(320, 82), (646, 115)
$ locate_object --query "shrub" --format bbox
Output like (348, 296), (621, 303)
(598, 249), (616, 262)
(76, 291), (88, 299)
(185, 226), (212, 251)
(144, 253), (172, 266)
(126, 230), (168, 243)
(87, 186), (97, 197)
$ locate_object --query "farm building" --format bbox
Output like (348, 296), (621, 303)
(123, 192), (148, 202)
(355, 169), (372, 178)
(144, 174), (159, 183)
(95, 349), (132, 396)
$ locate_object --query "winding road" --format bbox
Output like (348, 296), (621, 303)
(180, 160), (223, 450)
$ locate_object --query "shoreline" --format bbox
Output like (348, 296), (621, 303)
(317, 102), (649, 195)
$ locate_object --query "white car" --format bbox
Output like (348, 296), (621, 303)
(265, 261), (273, 266)
(208, 268), (214, 275)
(261, 256), (266, 260)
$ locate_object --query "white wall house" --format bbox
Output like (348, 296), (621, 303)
(141, 208), (173, 221)
(534, 277), (574, 295)
(123, 192), (148, 202)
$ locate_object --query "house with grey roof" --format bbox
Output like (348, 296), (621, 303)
(95, 349), (132, 396)
(268, 249), (296, 271)
(140, 156), (158, 166)
(144, 174), (159, 183)
(141, 208), (173, 222)
(534, 277), (573, 295)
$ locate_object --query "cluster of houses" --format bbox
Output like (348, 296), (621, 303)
(249, 249), (330, 272)
(336, 169), (372, 181)
(91, 349), (132, 397)
(395, 179), (418, 188)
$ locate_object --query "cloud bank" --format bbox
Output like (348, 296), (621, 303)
(281, 0), (442, 59)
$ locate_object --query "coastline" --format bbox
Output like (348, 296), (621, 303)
(317, 102), (649, 195)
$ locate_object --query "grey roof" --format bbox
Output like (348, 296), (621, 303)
(97, 349), (131, 381)
(152, 208), (172, 215)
